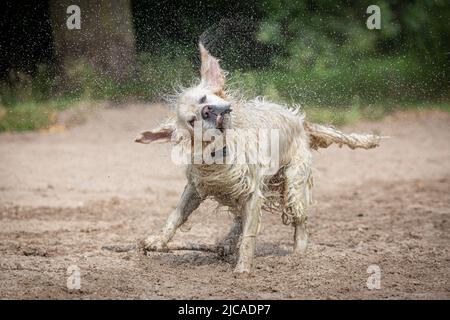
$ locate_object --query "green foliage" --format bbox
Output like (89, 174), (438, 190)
(254, 0), (450, 104)
(1, 1), (449, 131)
(0, 98), (72, 132)
(257, 0), (450, 60)
(54, 50), (196, 102)
(0, 51), (196, 132)
(231, 55), (448, 107)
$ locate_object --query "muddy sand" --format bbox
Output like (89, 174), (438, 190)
(0, 104), (449, 299)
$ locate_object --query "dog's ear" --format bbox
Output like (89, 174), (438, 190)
(135, 119), (175, 144)
(199, 43), (225, 93)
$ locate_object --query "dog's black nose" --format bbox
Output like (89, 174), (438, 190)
(201, 104), (231, 119)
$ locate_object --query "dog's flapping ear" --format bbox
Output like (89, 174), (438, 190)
(135, 118), (176, 144)
(199, 43), (226, 93)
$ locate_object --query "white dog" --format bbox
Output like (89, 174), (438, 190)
(135, 43), (380, 273)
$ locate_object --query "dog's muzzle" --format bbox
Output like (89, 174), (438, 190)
(201, 104), (232, 129)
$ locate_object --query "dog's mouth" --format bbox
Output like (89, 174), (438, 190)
(214, 112), (226, 129)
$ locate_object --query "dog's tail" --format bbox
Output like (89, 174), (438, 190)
(304, 121), (382, 150)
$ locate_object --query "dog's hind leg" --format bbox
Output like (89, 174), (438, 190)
(234, 193), (262, 274)
(284, 158), (313, 255)
(293, 219), (308, 254)
(141, 183), (202, 252)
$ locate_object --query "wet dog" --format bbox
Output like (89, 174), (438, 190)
(135, 43), (380, 273)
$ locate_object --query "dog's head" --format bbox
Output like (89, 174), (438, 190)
(177, 43), (232, 133)
(135, 43), (232, 144)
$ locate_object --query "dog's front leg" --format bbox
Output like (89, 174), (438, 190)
(234, 193), (262, 274)
(142, 183), (202, 251)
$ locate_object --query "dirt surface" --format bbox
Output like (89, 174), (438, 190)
(0, 104), (449, 299)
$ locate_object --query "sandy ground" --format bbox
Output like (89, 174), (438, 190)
(0, 104), (449, 299)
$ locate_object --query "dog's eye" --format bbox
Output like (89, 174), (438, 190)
(199, 95), (207, 104)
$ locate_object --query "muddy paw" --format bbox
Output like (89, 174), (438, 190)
(216, 243), (234, 258)
(233, 262), (252, 275)
(139, 236), (169, 253)
(292, 246), (307, 256)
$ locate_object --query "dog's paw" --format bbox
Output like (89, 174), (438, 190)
(216, 243), (233, 258)
(139, 236), (169, 252)
(233, 262), (252, 275)
(292, 245), (307, 256)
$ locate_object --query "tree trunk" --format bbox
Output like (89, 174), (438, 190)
(49, 0), (135, 82)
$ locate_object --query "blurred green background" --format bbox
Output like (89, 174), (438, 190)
(1, 0), (449, 131)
